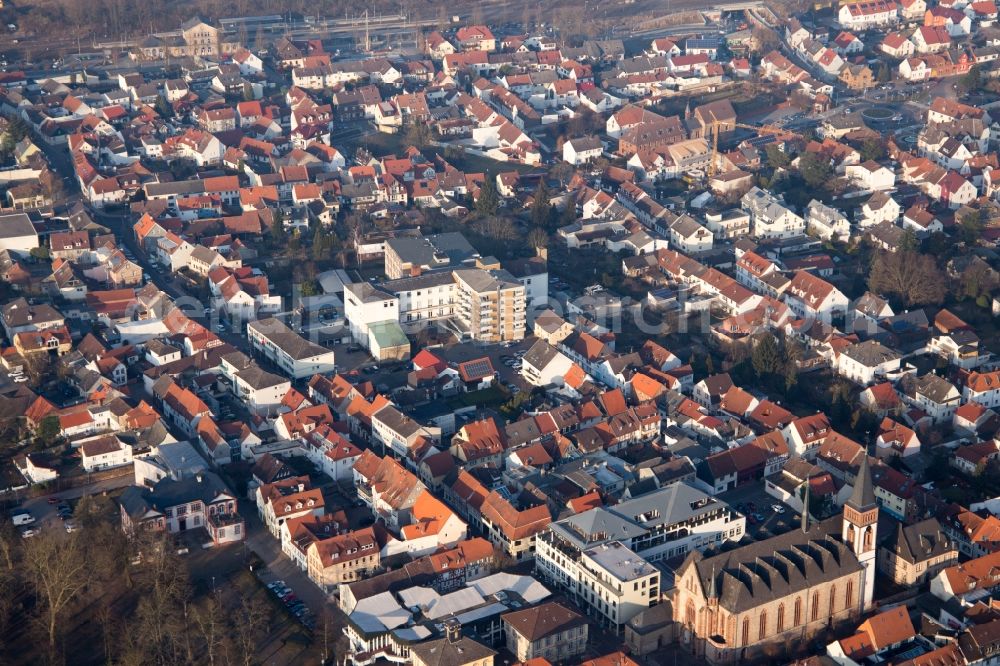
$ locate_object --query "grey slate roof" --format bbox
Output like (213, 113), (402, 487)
(881, 517), (955, 565)
(692, 516), (863, 613)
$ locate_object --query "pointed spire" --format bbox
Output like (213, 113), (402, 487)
(848, 456), (877, 510)
(708, 564), (718, 599)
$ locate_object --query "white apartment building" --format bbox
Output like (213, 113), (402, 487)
(347, 266), (527, 346)
(835, 340), (903, 386)
(247, 318), (336, 379)
(537, 483), (744, 611)
(806, 200), (851, 242)
(742, 187), (806, 239)
(372, 404), (441, 462)
(220, 351), (291, 416)
(343, 282), (401, 351)
(454, 268), (526, 343)
(965, 370), (1000, 408)
(577, 542), (660, 631)
(386, 271), (458, 330)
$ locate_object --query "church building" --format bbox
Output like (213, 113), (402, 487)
(672, 457), (879, 664)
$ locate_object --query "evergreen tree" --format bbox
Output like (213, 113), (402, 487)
(154, 95), (174, 119)
(475, 178), (499, 216)
(751, 332), (782, 378)
(270, 209), (287, 247)
(312, 225), (327, 262)
(531, 180), (551, 229)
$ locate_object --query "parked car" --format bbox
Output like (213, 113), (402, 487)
(12, 511), (34, 526)
(771, 504), (785, 514)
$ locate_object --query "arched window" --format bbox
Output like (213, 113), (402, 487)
(811, 591), (820, 621)
(777, 604), (785, 633)
(845, 524), (854, 547)
(759, 611), (767, 640)
(863, 526), (873, 551)
(794, 597), (802, 626)
(829, 584), (837, 615)
(686, 601), (696, 629)
(846, 580), (854, 609)
(742, 617), (750, 646)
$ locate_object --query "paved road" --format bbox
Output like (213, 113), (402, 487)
(14, 471), (133, 526)
(238, 498), (338, 625)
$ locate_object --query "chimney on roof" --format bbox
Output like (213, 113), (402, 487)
(445, 619), (462, 642)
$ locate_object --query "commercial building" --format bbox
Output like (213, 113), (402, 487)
(247, 318), (336, 379)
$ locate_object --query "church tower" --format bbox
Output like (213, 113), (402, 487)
(842, 456), (878, 613)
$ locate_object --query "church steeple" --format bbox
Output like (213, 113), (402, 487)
(842, 455), (879, 613)
(847, 455), (877, 511)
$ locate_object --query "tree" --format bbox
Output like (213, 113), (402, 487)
(231, 590), (269, 666)
(35, 415), (60, 448)
(752, 26), (780, 53)
(869, 250), (946, 306)
(899, 229), (919, 253)
(22, 530), (90, 654)
(0, 520), (16, 571)
(959, 260), (998, 301)
(751, 332), (782, 378)
(300, 279), (321, 297)
(270, 208), (287, 247)
(472, 215), (517, 242)
(130, 532), (191, 664)
(876, 62), (891, 83)
(765, 144), (790, 169)
(312, 224), (330, 262)
(192, 596), (227, 666)
(959, 210), (985, 245)
(960, 65), (982, 93)
(154, 94), (174, 119)
(531, 180), (552, 229)
(798, 152), (834, 189)
(527, 227), (549, 250)
(559, 200), (578, 227)
(404, 121), (432, 148)
(475, 178), (499, 216)
(859, 138), (886, 162)
(549, 162), (574, 187)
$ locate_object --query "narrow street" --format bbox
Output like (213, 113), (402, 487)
(239, 498), (335, 617)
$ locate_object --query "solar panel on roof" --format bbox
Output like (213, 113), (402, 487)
(462, 359), (493, 378)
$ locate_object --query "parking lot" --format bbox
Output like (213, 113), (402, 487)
(719, 483), (802, 540)
(12, 496), (79, 539)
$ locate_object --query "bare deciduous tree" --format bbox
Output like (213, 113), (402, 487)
(868, 250), (946, 307)
(22, 530), (89, 653)
(232, 590), (270, 666)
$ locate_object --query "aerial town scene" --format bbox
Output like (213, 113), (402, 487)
(2, 0), (1000, 664)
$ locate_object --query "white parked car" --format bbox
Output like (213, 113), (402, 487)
(771, 504), (785, 514)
